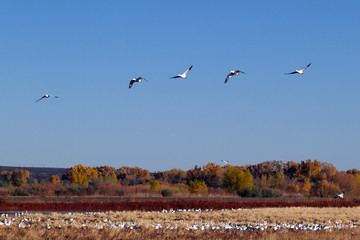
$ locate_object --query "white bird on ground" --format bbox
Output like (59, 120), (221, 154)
(221, 160), (229, 164)
(225, 70), (245, 84)
(335, 192), (344, 199)
(285, 63), (311, 75)
(170, 65), (193, 79)
(35, 94), (59, 103)
(129, 77), (147, 89)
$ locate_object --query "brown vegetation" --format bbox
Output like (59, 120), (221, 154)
(0, 208), (360, 240)
(1, 159), (360, 199)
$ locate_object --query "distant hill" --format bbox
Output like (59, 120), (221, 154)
(0, 166), (68, 182)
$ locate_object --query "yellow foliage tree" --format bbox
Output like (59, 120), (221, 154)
(301, 178), (313, 196)
(50, 175), (61, 184)
(223, 167), (253, 193)
(11, 169), (30, 186)
(65, 164), (99, 186)
(188, 180), (208, 194)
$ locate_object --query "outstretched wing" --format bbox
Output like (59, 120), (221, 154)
(35, 96), (45, 103)
(129, 80), (135, 88)
(170, 75), (181, 79)
(182, 65), (193, 75)
(284, 71), (298, 75)
(301, 63), (311, 71)
(225, 73), (233, 84)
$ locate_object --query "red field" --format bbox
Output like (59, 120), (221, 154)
(1, 196), (359, 212)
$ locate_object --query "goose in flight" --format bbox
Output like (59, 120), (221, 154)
(171, 65), (193, 79)
(35, 94), (59, 103)
(335, 192), (344, 199)
(221, 160), (229, 164)
(225, 70), (245, 84)
(285, 63), (311, 75)
(129, 77), (147, 89)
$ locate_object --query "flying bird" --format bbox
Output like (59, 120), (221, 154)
(221, 160), (229, 164)
(285, 63), (311, 75)
(225, 70), (245, 84)
(335, 192), (344, 199)
(171, 65), (193, 79)
(35, 94), (59, 103)
(129, 77), (147, 89)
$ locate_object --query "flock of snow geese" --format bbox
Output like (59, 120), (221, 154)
(0, 208), (356, 232)
(34, 63), (312, 102)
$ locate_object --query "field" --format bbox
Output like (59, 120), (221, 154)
(1, 197), (360, 239)
(0, 207), (359, 239)
(1, 196), (360, 211)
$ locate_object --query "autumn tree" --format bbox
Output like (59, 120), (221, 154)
(313, 180), (341, 198)
(188, 180), (208, 194)
(331, 172), (360, 198)
(202, 163), (223, 188)
(63, 164), (99, 186)
(164, 169), (186, 184)
(186, 165), (204, 183)
(117, 166), (151, 185)
(297, 159), (322, 182)
(50, 175), (61, 184)
(301, 178), (313, 196)
(149, 180), (160, 193)
(96, 166), (118, 183)
(0, 169), (30, 186)
(223, 167), (253, 193)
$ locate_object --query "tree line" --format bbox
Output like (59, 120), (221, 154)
(1, 159), (359, 198)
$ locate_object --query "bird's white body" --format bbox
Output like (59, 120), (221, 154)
(285, 63), (311, 75)
(171, 65), (193, 79)
(129, 77), (146, 89)
(335, 192), (344, 199)
(295, 69), (305, 74)
(35, 94), (59, 103)
(225, 70), (245, 84)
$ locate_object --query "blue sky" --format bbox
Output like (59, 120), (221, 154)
(0, 1), (359, 171)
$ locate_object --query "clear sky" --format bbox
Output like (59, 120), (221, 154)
(0, 1), (359, 171)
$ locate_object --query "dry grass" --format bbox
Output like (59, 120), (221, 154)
(0, 227), (359, 240)
(1, 207), (360, 239)
(101, 207), (360, 226)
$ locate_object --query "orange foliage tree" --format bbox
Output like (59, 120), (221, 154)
(202, 163), (223, 188)
(0, 169), (30, 186)
(117, 166), (151, 185)
(50, 175), (61, 184)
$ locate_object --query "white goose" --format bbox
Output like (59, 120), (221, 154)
(335, 192), (344, 199)
(171, 65), (193, 79)
(129, 77), (147, 89)
(225, 70), (245, 84)
(35, 94), (59, 103)
(221, 160), (229, 164)
(285, 63), (311, 75)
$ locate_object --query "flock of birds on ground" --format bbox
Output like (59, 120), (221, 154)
(0, 208), (356, 232)
(34, 63), (312, 102)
